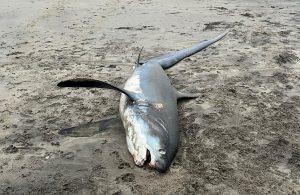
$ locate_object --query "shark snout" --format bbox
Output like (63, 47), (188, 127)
(155, 160), (168, 173)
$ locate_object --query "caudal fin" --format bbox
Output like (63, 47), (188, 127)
(149, 32), (227, 70)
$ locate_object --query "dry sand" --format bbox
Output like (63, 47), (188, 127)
(1, 0), (300, 194)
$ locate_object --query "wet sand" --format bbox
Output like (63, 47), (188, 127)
(0, 0), (300, 194)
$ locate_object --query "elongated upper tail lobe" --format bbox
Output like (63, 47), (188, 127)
(149, 32), (227, 70)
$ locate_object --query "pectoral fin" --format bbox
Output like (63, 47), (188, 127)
(59, 115), (124, 137)
(57, 78), (137, 102)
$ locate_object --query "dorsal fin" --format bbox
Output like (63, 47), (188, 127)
(57, 78), (138, 102)
(148, 32), (227, 69)
(136, 47), (144, 65)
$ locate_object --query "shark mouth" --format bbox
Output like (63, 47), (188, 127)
(132, 148), (156, 168)
(144, 149), (152, 165)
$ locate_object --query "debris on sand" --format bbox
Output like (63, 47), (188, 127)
(115, 173), (135, 183)
(6, 51), (24, 56)
(240, 12), (254, 18)
(203, 22), (223, 31)
(3, 145), (18, 153)
(274, 52), (299, 65)
(115, 25), (158, 31)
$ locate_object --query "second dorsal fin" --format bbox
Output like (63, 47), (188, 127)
(176, 91), (198, 101)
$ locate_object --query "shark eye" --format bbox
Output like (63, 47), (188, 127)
(159, 149), (166, 155)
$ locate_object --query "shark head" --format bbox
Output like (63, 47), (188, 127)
(121, 100), (176, 172)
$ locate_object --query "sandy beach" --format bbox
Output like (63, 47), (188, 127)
(0, 0), (300, 194)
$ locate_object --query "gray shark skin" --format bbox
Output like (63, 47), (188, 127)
(57, 32), (226, 172)
(119, 62), (179, 172)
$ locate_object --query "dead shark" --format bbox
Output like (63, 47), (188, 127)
(57, 32), (226, 172)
